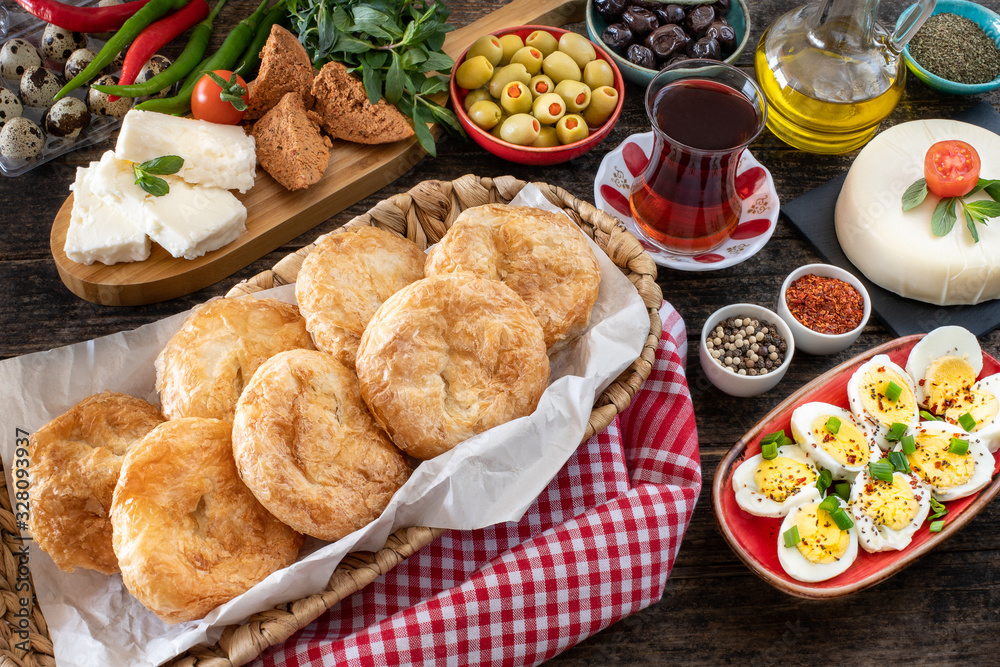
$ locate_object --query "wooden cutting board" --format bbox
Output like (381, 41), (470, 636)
(50, 0), (587, 306)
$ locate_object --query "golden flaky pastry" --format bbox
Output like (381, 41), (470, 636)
(232, 349), (411, 540)
(111, 418), (302, 624)
(296, 226), (425, 365)
(27, 392), (164, 574)
(424, 203), (602, 354)
(155, 297), (314, 421)
(356, 274), (549, 460)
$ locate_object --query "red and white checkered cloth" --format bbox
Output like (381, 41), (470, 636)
(252, 303), (701, 667)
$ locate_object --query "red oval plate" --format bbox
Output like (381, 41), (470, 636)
(712, 334), (1000, 599)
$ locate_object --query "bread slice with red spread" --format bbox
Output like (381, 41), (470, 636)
(311, 61), (414, 144)
(252, 91), (331, 191)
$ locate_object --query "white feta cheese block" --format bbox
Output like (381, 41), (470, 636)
(92, 151), (247, 260)
(115, 109), (257, 193)
(64, 162), (150, 265)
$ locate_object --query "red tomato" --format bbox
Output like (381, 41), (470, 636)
(191, 70), (248, 125)
(924, 140), (981, 198)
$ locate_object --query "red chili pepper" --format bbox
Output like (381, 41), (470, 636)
(110, 0), (209, 102)
(13, 0), (154, 33)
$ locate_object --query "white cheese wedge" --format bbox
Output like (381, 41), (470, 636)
(64, 162), (150, 265)
(835, 119), (1000, 305)
(91, 151), (247, 260)
(115, 109), (257, 193)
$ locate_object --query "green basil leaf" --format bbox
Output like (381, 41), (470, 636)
(420, 51), (454, 74)
(402, 46), (428, 69)
(931, 197), (958, 236)
(963, 199), (1000, 218)
(423, 97), (465, 136)
(138, 155), (184, 176)
(136, 173), (169, 197)
(317, 7), (335, 57)
(331, 5), (351, 31)
(333, 34), (372, 54)
(901, 178), (928, 211)
(984, 182), (1000, 202)
(351, 6), (397, 41)
(966, 209), (980, 243)
(362, 57), (382, 105)
(411, 105), (437, 157)
(365, 50), (388, 69)
(386, 51), (406, 105)
(420, 76), (448, 95)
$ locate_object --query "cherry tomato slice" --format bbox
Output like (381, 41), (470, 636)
(924, 140), (981, 198)
(191, 70), (248, 125)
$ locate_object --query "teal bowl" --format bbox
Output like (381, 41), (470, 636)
(585, 0), (751, 88)
(897, 0), (1000, 95)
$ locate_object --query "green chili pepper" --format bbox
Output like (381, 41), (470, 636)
(92, 0), (229, 99)
(233, 3), (288, 79)
(136, 0), (274, 115)
(55, 0), (191, 100)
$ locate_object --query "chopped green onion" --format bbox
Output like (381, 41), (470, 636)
(929, 497), (948, 520)
(869, 459), (894, 482)
(831, 508), (855, 530)
(889, 451), (911, 473)
(826, 416), (842, 434)
(761, 442), (778, 460)
(958, 412), (977, 432)
(885, 381), (903, 402)
(929, 520), (945, 533)
(833, 482), (851, 501)
(818, 495), (840, 514)
(816, 468), (833, 496)
(781, 434), (795, 448)
(761, 430), (784, 446)
(783, 525), (801, 547)
(886, 422), (908, 442)
(901, 434), (917, 455)
(920, 410), (942, 421)
(948, 438), (969, 455)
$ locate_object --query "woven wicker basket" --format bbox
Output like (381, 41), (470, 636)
(0, 174), (662, 667)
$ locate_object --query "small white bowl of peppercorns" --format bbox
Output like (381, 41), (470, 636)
(777, 264), (871, 356)
(700, 303), (795, 397)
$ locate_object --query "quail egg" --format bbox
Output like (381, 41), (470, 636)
(45, 96), (88, 139)
(19, 65), (63, 108)
(901, 421), (993, 502)
(846, 354), (919, 450)
(1, 39), (43, 82)
(0, 116), (45, 162)
(849, 467), (931, 553)
(790, 402), (880, 481)
(777, 497), (858, 582)
(41, 24), (88, 65)
(0, 87), (22, 131)
(731, 444), (821, 517)
(87, 74), (131, 118)
(134, 54), (173, 100)
(64, 48), (99, 82)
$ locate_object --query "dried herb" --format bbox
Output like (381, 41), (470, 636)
(287, 0), (461, 156)
(901, 177), (1000, 243)
(909, 13), (1000, 85)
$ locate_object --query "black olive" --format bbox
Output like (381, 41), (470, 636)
(645, 24), (690, 61)
(627, 43), (657, 69)
(629, 0), (666, 10)
(662, 53), (690, 69)
(622, 7), (660, 38)
(712, 0), (732, 15)
(705, 20), (737, 52)
(601, 23), (635, 54)
(687, 35), (721, 60)
(594, 0), (628, 23)
(686, 5), (716, 36)
(659, 4), (687, 24)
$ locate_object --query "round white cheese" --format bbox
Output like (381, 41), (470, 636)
(835, 119), (1000, 305)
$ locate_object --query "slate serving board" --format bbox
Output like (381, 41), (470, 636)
(781, 102), (1000, 338)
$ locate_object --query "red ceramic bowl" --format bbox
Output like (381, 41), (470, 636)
(450, 25), (625, 165)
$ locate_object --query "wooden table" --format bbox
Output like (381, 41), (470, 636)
(2, 0), (999, 663)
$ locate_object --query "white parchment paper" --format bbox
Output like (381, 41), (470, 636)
(0, 184), (649, 666)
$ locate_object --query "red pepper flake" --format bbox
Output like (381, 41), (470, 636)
(785, 274), (865, 335)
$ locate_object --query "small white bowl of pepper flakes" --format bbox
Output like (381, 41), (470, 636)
(777, 263), (871, 356)
(700, 303), (794, 397)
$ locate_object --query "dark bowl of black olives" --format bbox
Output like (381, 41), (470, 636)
(586, 0), (750, 86)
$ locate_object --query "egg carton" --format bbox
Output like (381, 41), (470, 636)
(0, 0), (121, 177)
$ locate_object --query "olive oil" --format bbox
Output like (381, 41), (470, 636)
(754, 26), (906, 154)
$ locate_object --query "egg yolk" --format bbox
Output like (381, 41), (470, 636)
(793, 503), (851, 564)
(907, 432), (975, 489)
(924, 355), (977, 414)
(944, 387), (999, 433)
(859, 367), (916, 426)
(810, 416), (869, 467)
(753, 457), (818, 502)
(856, 475), (919, 531)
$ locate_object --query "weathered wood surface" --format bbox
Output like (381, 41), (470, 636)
(1, 0), (999, 663)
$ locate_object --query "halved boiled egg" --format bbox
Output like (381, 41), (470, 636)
(939, 373), (1000, 453)
(847, 354), (919, 450)
(901, 421), (993, 501)
(849, 468), (931, 553)
(790, 402), (880, 481)
(732, 445), (821, 517)
(777, 498), (858, 582)
(905, 325), (983, 412)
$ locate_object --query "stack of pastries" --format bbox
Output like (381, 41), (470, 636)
(26, 203), (601, 624)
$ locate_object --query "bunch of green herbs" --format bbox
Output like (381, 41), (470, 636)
(287, 0), (461, 156)
(902, 177), (1000, 243)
